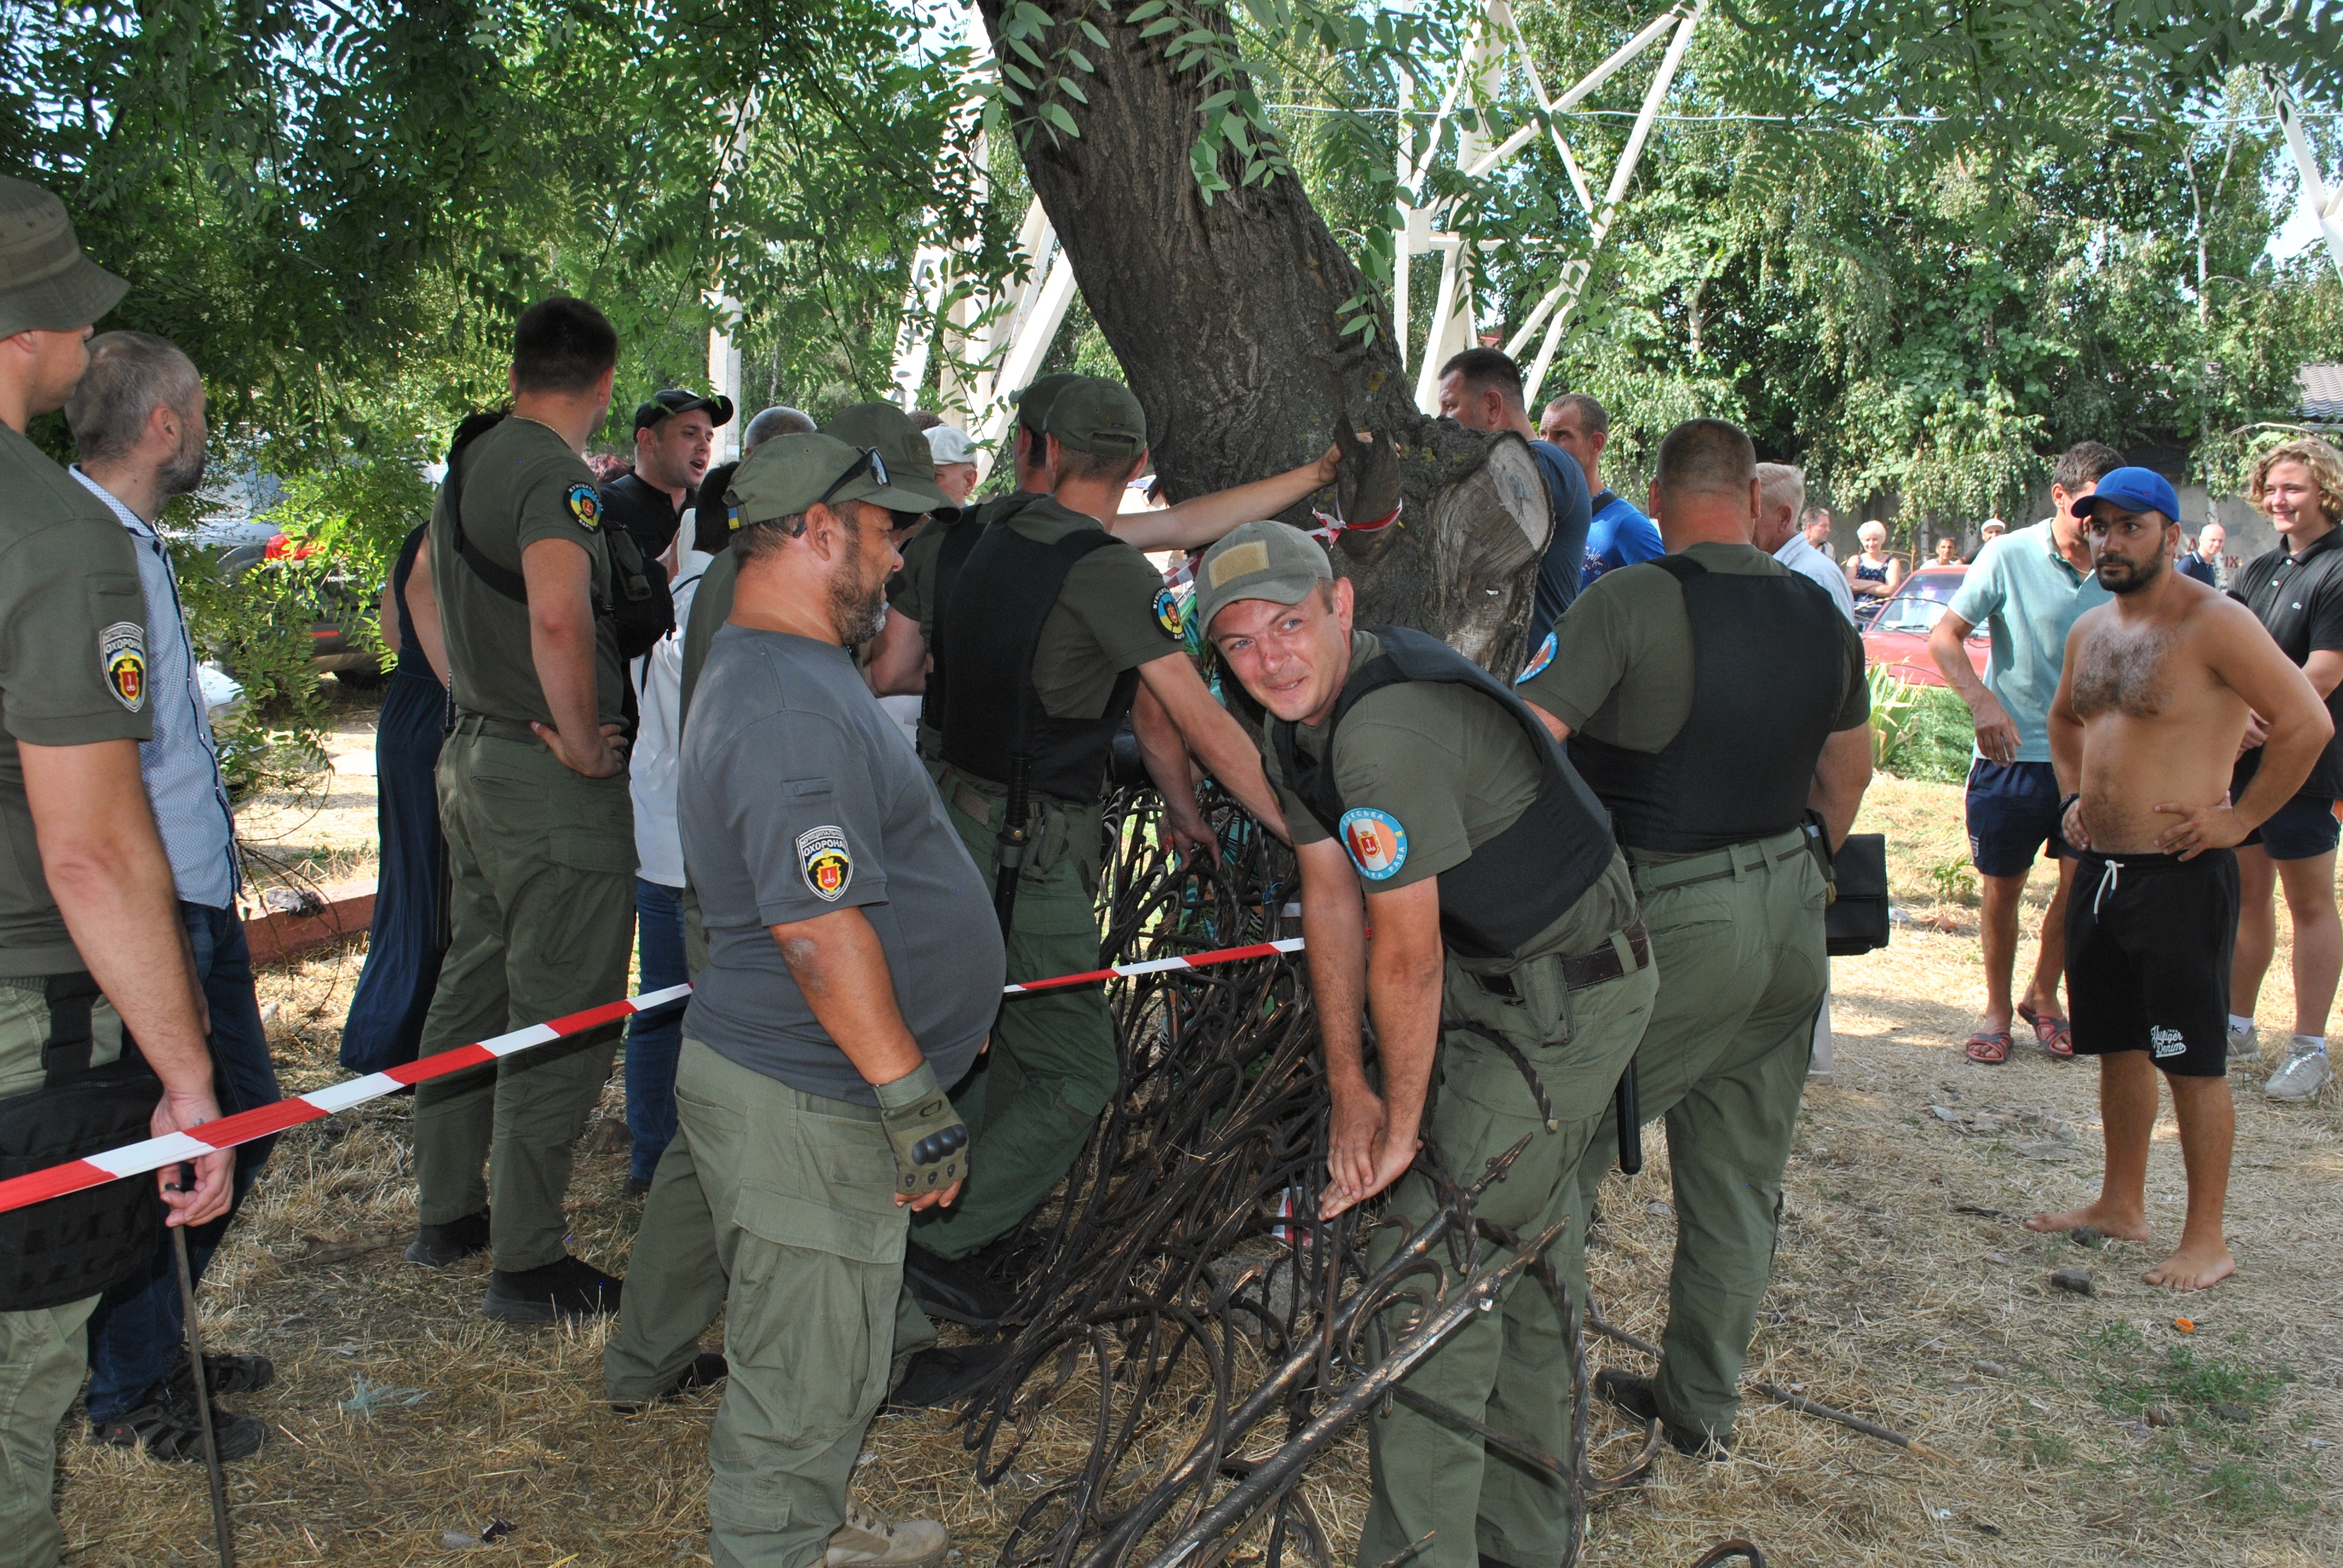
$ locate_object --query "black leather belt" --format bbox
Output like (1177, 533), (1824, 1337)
(1477, 917), (1650, 996)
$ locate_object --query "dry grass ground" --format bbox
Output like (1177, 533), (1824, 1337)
(53, 774), (2342, 1566)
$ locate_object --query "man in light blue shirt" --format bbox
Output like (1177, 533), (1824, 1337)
(1756, 462), (1857, 622)
(1929, 440), (2123, 1065)
(65, 332), (281, 1465)
(1542, 392), (1663, 584)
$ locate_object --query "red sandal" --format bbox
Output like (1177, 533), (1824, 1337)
(1965, 1028), (2012, 1065)
(2017, 1003), (2075, 1058)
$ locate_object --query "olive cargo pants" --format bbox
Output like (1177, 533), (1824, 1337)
(0, 986), (125, 1568)
(909, 769), (1115, 1260)
(1355, 939), (1656, 1568)
(412, 725), (636, 1272)
(638, 1042), (913, 1568)
(1570, 830), (1826, 1446)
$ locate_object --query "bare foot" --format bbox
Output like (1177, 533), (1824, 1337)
(2144, 1240), (2235, 1291)
(2027, 1200), (2151, 1241)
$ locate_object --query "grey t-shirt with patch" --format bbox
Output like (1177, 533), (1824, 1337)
(680, 624), (1002, 1104)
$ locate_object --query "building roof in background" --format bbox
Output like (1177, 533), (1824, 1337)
(2304, 364), (2343, 425)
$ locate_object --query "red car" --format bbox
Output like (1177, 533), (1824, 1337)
(1861, 564), (1989, 687)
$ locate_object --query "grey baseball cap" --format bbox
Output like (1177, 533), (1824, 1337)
(0, 178), (126, 339)
(1194, 521), (1334, 634)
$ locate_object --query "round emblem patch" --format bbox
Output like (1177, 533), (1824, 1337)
(797, 824), (853, 902)
(1515, 630), (1556, 685)
(99, 621), (146, 713)
(1337, 807), (1408, 881)
(566, 483), (602, 531)
(1153, 586), (1184, 638)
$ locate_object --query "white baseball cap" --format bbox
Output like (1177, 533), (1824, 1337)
(925, 424), (977, 466)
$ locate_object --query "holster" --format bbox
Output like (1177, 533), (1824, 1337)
(0, 973), (166, 1312)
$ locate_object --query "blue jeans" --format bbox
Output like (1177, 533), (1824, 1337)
(626, 878), (689, 1184)
(84, 901), (281, 1423)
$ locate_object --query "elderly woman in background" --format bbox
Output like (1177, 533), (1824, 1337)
(2227, 437), (2343, 1104)
(1845, 518), (1903, 601)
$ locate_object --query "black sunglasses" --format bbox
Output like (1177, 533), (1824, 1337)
(817, 446), (889, 508)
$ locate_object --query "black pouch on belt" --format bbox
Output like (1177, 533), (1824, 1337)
(0, 973), (166, 1312)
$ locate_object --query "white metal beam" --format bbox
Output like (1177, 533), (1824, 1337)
(2267, 73), (2343, 284)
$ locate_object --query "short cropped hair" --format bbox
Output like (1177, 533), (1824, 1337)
(2248, 437), (2343, 526)
(1755, 462), (1805, 521)
(906, 408), (944, 432)
(1857, 519), (1887, 544)
(1544, 392), (1609, 435)
(65, 331), (202, 466)
(512, 297), (618, 395)
(1438, 347), (1525, 410)
(1054, 443), (1147, 488)
(1654, 417), (1755, 499)
(742, 406), (814, 453)
(2052, 439), (2124, 494)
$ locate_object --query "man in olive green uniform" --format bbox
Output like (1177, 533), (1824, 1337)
(408, 298), (639, 1322)
(1196, 520), (1655, 1568)
(632, 433), (1002, 1568)
(0, 176), (232, 1565)
(1516, 419), (1874, 1457)
(902, 380), (1291, 1322)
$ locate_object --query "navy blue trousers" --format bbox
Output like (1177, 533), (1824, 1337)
(340, 666), (447, 1073)
(84, 901), (281, 1422)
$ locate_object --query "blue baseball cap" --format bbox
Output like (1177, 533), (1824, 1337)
(2072, 466), (2180, 523)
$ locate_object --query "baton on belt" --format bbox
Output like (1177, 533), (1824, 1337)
(1613, 1060), (1642, 1175)
(992, 753), (1033, 936)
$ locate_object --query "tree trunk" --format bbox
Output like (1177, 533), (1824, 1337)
(977, 1), (1548, 673)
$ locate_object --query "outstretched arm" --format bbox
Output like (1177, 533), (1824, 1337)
(1112, 446), (1340, 553)
(1135, 653), (1290, 840)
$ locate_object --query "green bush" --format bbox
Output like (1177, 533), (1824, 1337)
(1869, 667), (1976, 784)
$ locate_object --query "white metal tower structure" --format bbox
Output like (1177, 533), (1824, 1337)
(2268, 71), (2343, 284)
(886, 1), (1708, 454)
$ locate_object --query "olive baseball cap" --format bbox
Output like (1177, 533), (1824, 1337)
(822, 402), (951, 512)
(0, 178), (126, 339)
(1194, 521), (1334, 634)
(727, 431), (943, 525)
(1048, 377), (1149, 458)
(1012, 372), (1081, 435)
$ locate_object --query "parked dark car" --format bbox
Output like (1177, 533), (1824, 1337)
(218, 532), (384, 687)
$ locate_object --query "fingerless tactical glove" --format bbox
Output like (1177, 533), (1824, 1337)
(874, 1062), (969, 1196)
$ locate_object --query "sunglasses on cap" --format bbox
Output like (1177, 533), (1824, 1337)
(818, 446), (889, 508)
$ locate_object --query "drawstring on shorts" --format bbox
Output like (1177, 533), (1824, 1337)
(2094, 858), (2122, 915)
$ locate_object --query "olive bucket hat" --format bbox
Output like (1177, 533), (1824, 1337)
(0, 178), (127, 339)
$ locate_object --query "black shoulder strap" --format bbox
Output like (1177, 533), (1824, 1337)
(445, 415), (529, 606)
(39, 972), (104, 1084)
(1590, 489), (1618, 514)
(1650, 554), (1703, 583)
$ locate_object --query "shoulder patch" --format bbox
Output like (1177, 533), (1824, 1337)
(1153, 586), (1184, 638)
(566, 483), (602, 532)
(1516, 630), (1556, 685)
(99, 621), (146, 712)
(1337, 807), (1408, 881)
(798, 825), (853, 902)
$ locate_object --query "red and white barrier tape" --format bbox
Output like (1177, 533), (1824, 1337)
(1307, 498), (1401, 546)
(0, 934), (1309, 1218)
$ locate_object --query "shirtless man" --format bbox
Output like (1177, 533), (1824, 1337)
(2033, 468), (2332, 1289)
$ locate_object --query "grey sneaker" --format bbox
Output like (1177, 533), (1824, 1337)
(2264, 1041), (2333, 1102)
(826, 1502), (948, 1568)
(2227, 1021), (2260, 1071)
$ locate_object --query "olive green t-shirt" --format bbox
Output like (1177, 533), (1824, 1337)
(0, 426), (156, 978)
(1260, 630), (1635, 963)
(433, 416), (625, 728)
(999, 496), (1182, 719)
(1518, 541), (1869, 751)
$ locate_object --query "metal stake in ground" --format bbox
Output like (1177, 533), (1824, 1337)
(169, 1167), (236, 1568)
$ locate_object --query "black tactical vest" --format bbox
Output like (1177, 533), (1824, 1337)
(1271, 626), (1617, 962)
(936, 513), (1142, 804)
(920, 494), (1032, 743)
(1567, 555), (1847, 853)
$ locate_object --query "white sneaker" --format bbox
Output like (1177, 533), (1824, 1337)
(2264, 1040), (2333, 1102)
(827, 1501), (949, 1568)
(2227, 1020), (2261, 1072)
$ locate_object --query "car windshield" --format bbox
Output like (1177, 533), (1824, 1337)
(1873, 572), (1976, 635)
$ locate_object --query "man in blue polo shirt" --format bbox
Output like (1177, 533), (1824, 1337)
(1437, 349), (1593, 650)
(1928, 440), (2123, 1064)
(1541, 393), (1662, 588)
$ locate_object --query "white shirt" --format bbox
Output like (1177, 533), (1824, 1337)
(1773, 532), (1858, 624)
(631, 547), (715, 887)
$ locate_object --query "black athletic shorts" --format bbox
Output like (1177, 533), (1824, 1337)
(2063, 849), (2238, 1079)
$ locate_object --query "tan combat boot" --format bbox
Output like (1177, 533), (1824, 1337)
(826, 1500), (949, 1568)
